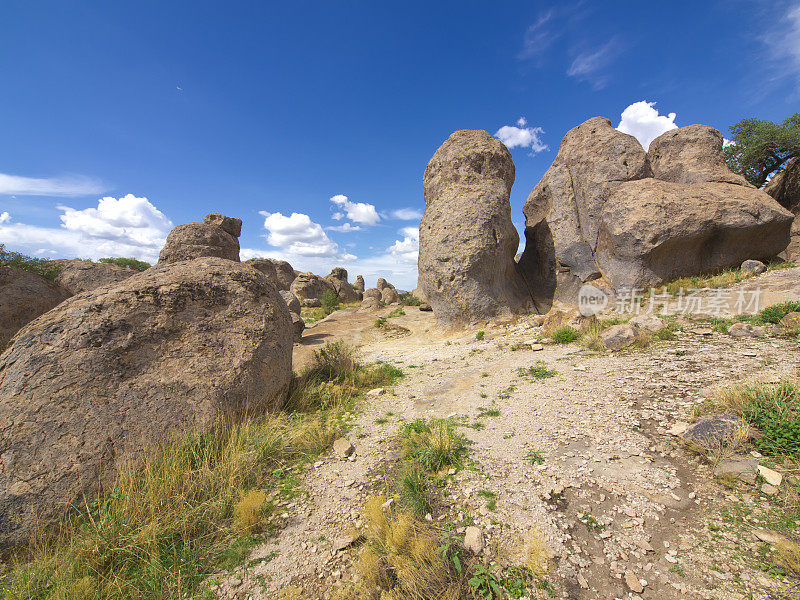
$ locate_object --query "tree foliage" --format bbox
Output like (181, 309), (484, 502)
(724, 113), (800, 188)
(0, 244), (62, 280)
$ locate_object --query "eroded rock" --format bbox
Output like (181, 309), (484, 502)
(0, 267), (71, 350)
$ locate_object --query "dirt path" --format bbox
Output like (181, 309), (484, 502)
(216, 271), (800, 600)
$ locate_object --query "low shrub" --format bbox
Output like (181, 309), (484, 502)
(399, 292), (422, 306)
(551, 326), (579, 343)
(98, 257), (151, 271)
(320, 289), (341, 315)
(0, 244), (62, 281)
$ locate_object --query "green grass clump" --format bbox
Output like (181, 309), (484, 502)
(398, 292), (422, 306)
(550, 326), (579, 343)
(401, 418), (468, 472)
(756, 301), (800, 325)
(98, 257), (150, 271)
(517, 361), (556, 380)
(710, 377), (800, 457)
(0, 244), (63, 281)
(0, 342), (400, 600)
(388, 307), (405, 318)
(475, 330), (485, 341)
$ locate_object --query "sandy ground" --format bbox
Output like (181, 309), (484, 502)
(214, 269), (800, 600)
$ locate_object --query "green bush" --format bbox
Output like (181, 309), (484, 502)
(0, 244), (62, 280)
(399, 292), (422, 306)
(551, 326), (579, 343)
(736, 379), (800, 457)
(320, 289), (341, 315)
(756, 301), (800, 324)
(98, 257), (151, 271)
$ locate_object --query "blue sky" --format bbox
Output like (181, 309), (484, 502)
(1, 0), (798, 289)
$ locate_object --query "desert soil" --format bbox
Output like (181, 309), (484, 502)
(215, 268), (800, 600)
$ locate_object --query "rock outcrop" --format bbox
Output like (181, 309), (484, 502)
(0, 267), (71, 350)
(246, 258), (279, 287)
(524, 119), (793, 290)
(290, 272), (336, 307)
(158, 213), (241, 264)
(269, 259), (297, 291)
(419, 130), (533, 324)
(354, 275), (365, 293)
(0, 257), (292, 549)
(765, 157), (800, 260)
(50, 259), (137, 295)
(324, 267), (360, 302)
(280, 290), (302, 315)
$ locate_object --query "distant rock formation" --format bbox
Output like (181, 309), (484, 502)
(354, 275), (365, 293)
(324, 267), (361, 302)
(290, 272), (336, 307)
(0, 267), (71, 350)
(269, 259), (297, 291)
(523, 118), (793, 291)
(0, 257), (292, 549)
(419, 130), (533, 324)
(158, 213), (241, 264)
(246, 258), (279, 287)
(765, 157), (800, 260)
(50, 259), (137, 295)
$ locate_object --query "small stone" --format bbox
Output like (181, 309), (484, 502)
(691, 328), (713, 336)
(577, 573), (589, 589)
(761, 483), (779, 496)
(464, 526), (484, 555)
(741, 259), (767, 276)
(757, 465), (783, 487)
(530, 343), (544, 351)
(754, 529), (787, 545)
(333, 438), (355, 459)
(366, 388), (386, 397)
(624, 570), (644, 593)
(381, 498), (394, 509)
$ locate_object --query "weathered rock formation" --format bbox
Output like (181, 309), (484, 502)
(524, 118), (793, 290)
(0, 257), (292, 549)
(419, 130), (533, 324)
(50, 259), (137, 295)
(324, 267), (361, 302)
(0, 267), (71, 350)
(765, 157), (800, 260)
(269, 259), (297, 291)
(280, 290), (302, 315)
(246, 258), (279, 287)
(354, 275), (365, 293)
(290, 272), (336, 307)
(158, 213), (241, 264)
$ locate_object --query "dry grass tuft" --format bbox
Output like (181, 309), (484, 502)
(356, 496), (467, 600)
(234, 489), (268, 533)
(520, 528), (549, 578)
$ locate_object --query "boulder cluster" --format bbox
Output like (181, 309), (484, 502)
(419, 119), (794, 324)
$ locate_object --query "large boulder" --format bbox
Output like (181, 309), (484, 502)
(0, 267), (71, 350)
(363, 288), (382, 301)
(648, 125), (752, 186)
(0, 257), (292, 549)
(381, 287), (399, 304)
(324, 267), (361, 302)
(765, 157), (800, 260)
(419, 130), (532, 324)
(290, 272), (336, 306)
(246, 258), (279, 287)
(354, 275), (365, 293)
(280, 290), (302, 315)
(158, 213), (241, 264)
(203, 212), (242, 237)
(269, 259), (297, 291)
(50, 259), (137, 294)
(595, 179), (793, 288)
(524, 118), (793, 291)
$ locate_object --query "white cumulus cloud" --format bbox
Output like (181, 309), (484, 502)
(387, 226), (419, 264)
(495, 118), (548, 153)
(0, 194), (173, 262)
(0, 211), (10, 224)
(258, 211), (356, 264)
(616, 101), (678, 150)
(0, 173), (105, 197)
(327, 222), (361, 232)
(329, 194), (380, 225)
(390, 208), (423, 220)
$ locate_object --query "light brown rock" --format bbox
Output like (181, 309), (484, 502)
(0, 267), (71, 350)
(158, 221), (240, 264)
(324, 267), (360, 303)
(50, 259), (137, 294)
(648, 125), (752, 186)
(464, 526), (484, 554)
(595, 179), (792, 289)
(246, 258), (279, 286)
(203, 212), (242, 237)
(0, 257), (292, 549)
(290, 272), (336, 306)
(600, 323), (637, 351)
(420, 129), (532, 324)
(270, 259), (297, 291)
(354, 275), (365, 293)
(381, 287), (399, 305)
(280, 290), (302, 315)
